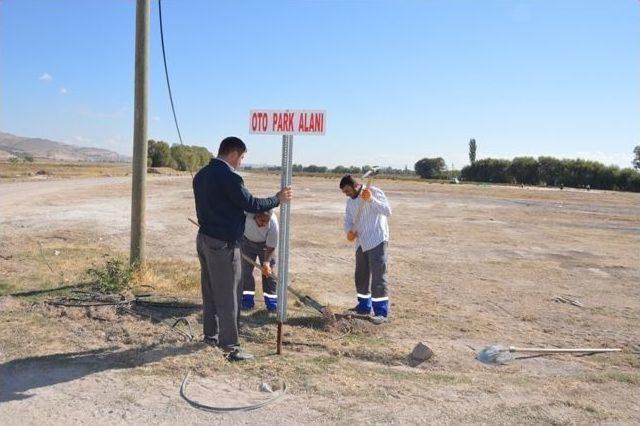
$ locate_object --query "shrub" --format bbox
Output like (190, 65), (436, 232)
(461, 158), (511, 183)
(414, 157), (446, 179)
(148, 140), (174, 167)
(86, 258), (133, 294)
(507, 157), (539, 184)
(170, 144), (211, 172)
(302, 165), (328, 173)
(617, 168), (640, 192)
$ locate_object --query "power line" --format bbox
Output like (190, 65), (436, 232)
(158, 0), (184, 146)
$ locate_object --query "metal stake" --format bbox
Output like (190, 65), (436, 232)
(276, 134), (293, 353)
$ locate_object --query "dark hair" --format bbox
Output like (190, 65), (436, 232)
(339, 174), (357, 189)
(218, 137), (247, 157)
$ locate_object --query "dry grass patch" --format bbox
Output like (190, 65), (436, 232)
(134, 258), (201, 297)
(585, 370), (640, 385)
(1, 240), (115, 295)
(0, 162), (130, 180)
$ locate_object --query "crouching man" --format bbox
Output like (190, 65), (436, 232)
(241, 210), (279, 312)
(340, 174), (391, 324)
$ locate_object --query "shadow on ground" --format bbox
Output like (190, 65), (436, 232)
(0, 342), (203, 403)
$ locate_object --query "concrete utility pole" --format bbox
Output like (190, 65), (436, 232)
(130, 0), (150, 266)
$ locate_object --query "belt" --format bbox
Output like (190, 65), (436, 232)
(199, 231), (238, 249)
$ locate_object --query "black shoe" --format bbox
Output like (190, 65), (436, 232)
(225, 348), (254, 362)
(203, 336), (218, 347)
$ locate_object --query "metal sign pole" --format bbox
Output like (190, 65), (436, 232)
(247, 110), (324, 354)
(276, 134), (293, 354)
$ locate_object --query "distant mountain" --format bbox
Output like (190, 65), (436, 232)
(0, 132), (130, 162)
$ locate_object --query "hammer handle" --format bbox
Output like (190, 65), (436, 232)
(509, 347), (621, 354)
(240, 253), (278, 281)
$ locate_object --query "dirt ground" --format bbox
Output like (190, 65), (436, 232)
(1, 169), (639, 425)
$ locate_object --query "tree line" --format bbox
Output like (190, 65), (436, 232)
(246, 164), (415, 175)
(145, 136), (640, 192)
(147, 140), (212, 172)
(8, 152), (34, 163)
(414, 155), (640, 192)
(413, 141), (640, 192)
(460, 157), (640, 191)
(294, 164), (412, 175)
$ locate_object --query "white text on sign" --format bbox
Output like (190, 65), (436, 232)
(249, 110), (326, 135)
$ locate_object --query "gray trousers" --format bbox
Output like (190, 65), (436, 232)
(241, 237), (277, 296)
(196, 232), (242, 350)
(355, 241), (389, 299)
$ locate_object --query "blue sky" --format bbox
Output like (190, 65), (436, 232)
(2, 0), (639, 168)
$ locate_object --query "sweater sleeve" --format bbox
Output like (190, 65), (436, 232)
(224, 173), (280, 213)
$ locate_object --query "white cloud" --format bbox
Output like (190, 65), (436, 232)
(73, 136), (92, 144)
(60, 87), (68, 95)
(152, 116), (160, 122)
(104, 135), (129, 154)
(38, 73), (53, 82)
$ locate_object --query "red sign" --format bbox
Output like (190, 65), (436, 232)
(249, 110), (326, 135)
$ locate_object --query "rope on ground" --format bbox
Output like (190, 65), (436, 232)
(329, 329), (352, 341)
(135, 298), (201, 309)
(43, 291), (195, 341)
(180, 371), (287, 412)
(45, 291), (133, 307)
(45, 291), (200, 309)
(46, 300), (131, 308)
(171, 317), (194, 340)
(9, 282), (91, 297)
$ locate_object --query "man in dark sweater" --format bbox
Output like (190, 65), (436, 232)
(193, 137), (292, 361)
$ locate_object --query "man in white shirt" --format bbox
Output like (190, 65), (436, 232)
(241, 210), (279, 312)
(341, 174), (391, 324)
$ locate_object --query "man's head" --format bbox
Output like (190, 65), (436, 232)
(217, 136), (247, 169)
(254, 210), (272, 227)
(340, 174), (360, 198)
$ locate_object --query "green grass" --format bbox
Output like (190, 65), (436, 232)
(0, 279), (13, 296)
(86, 257), (133, 294)
(586, 371), (640, 385)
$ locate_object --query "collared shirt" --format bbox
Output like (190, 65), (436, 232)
(244, 213), (279, 248)
(343, 185), (391, 252)
(216, 157), (235, 172)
